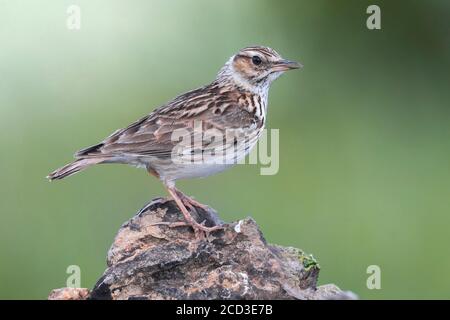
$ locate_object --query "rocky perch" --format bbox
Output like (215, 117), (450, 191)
(48, 198), (356, 300)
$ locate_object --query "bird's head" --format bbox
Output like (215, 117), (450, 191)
(217, 46), (302, 93)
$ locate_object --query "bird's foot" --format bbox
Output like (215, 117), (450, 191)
(182, 201), (223, 239)
(149, 219), (222, 233)
(165, 187), (223, 240)
(149, 221), (191, 228)
(175, 190), (210, 212)
(150, 219), (222, 240)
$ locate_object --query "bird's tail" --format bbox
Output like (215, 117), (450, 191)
(47, 158), (105, 181)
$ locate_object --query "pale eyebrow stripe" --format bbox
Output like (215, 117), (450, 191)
(241, 47), (277, 58)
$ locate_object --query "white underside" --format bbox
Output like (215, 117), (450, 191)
(157, 162), (237, 181)
(112, 138), (258, 185)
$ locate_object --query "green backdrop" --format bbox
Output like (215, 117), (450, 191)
(0, 0), (449, 299)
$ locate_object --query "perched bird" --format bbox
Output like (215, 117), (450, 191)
(48, 46), (301, 238)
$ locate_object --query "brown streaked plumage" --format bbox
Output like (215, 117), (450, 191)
(48, 46), (301, 238)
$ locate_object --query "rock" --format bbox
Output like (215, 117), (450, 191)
(49, 197), (356, 300)
(48, 287), (90, 300)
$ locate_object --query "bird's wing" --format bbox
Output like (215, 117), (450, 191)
(75, 85), (259, 160)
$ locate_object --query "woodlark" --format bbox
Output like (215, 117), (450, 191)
(48, 46), (301, 237)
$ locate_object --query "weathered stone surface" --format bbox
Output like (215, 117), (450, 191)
(48, 287), (90, 300)
(49, 197), (356, 300)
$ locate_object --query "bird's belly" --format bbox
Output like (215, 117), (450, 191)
(148, 144), (253, 181)
(141, 127), (262, 182)
(165, 162), (236, 180)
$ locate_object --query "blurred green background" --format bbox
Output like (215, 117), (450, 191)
(1, 0), (449, 299)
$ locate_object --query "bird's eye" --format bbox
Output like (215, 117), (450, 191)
(252, 56), (262, 66)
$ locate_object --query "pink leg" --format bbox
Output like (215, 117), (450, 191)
(174, 188), (210, 211)
(165, 185), (222, 238)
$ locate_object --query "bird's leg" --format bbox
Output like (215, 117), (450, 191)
(144, 169), (194, 229)
(146, 169), (222, 237)
(174, 188), (224, 226)
(174, 188), (210, 212)
(165, 186), (222, 238)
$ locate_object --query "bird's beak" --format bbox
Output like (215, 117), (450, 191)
(271, 59), (303, 72)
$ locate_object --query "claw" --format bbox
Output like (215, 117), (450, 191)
(164, 186), (223, 240)
(148, 221), (190, 228)
(176, 190), (210, 211)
